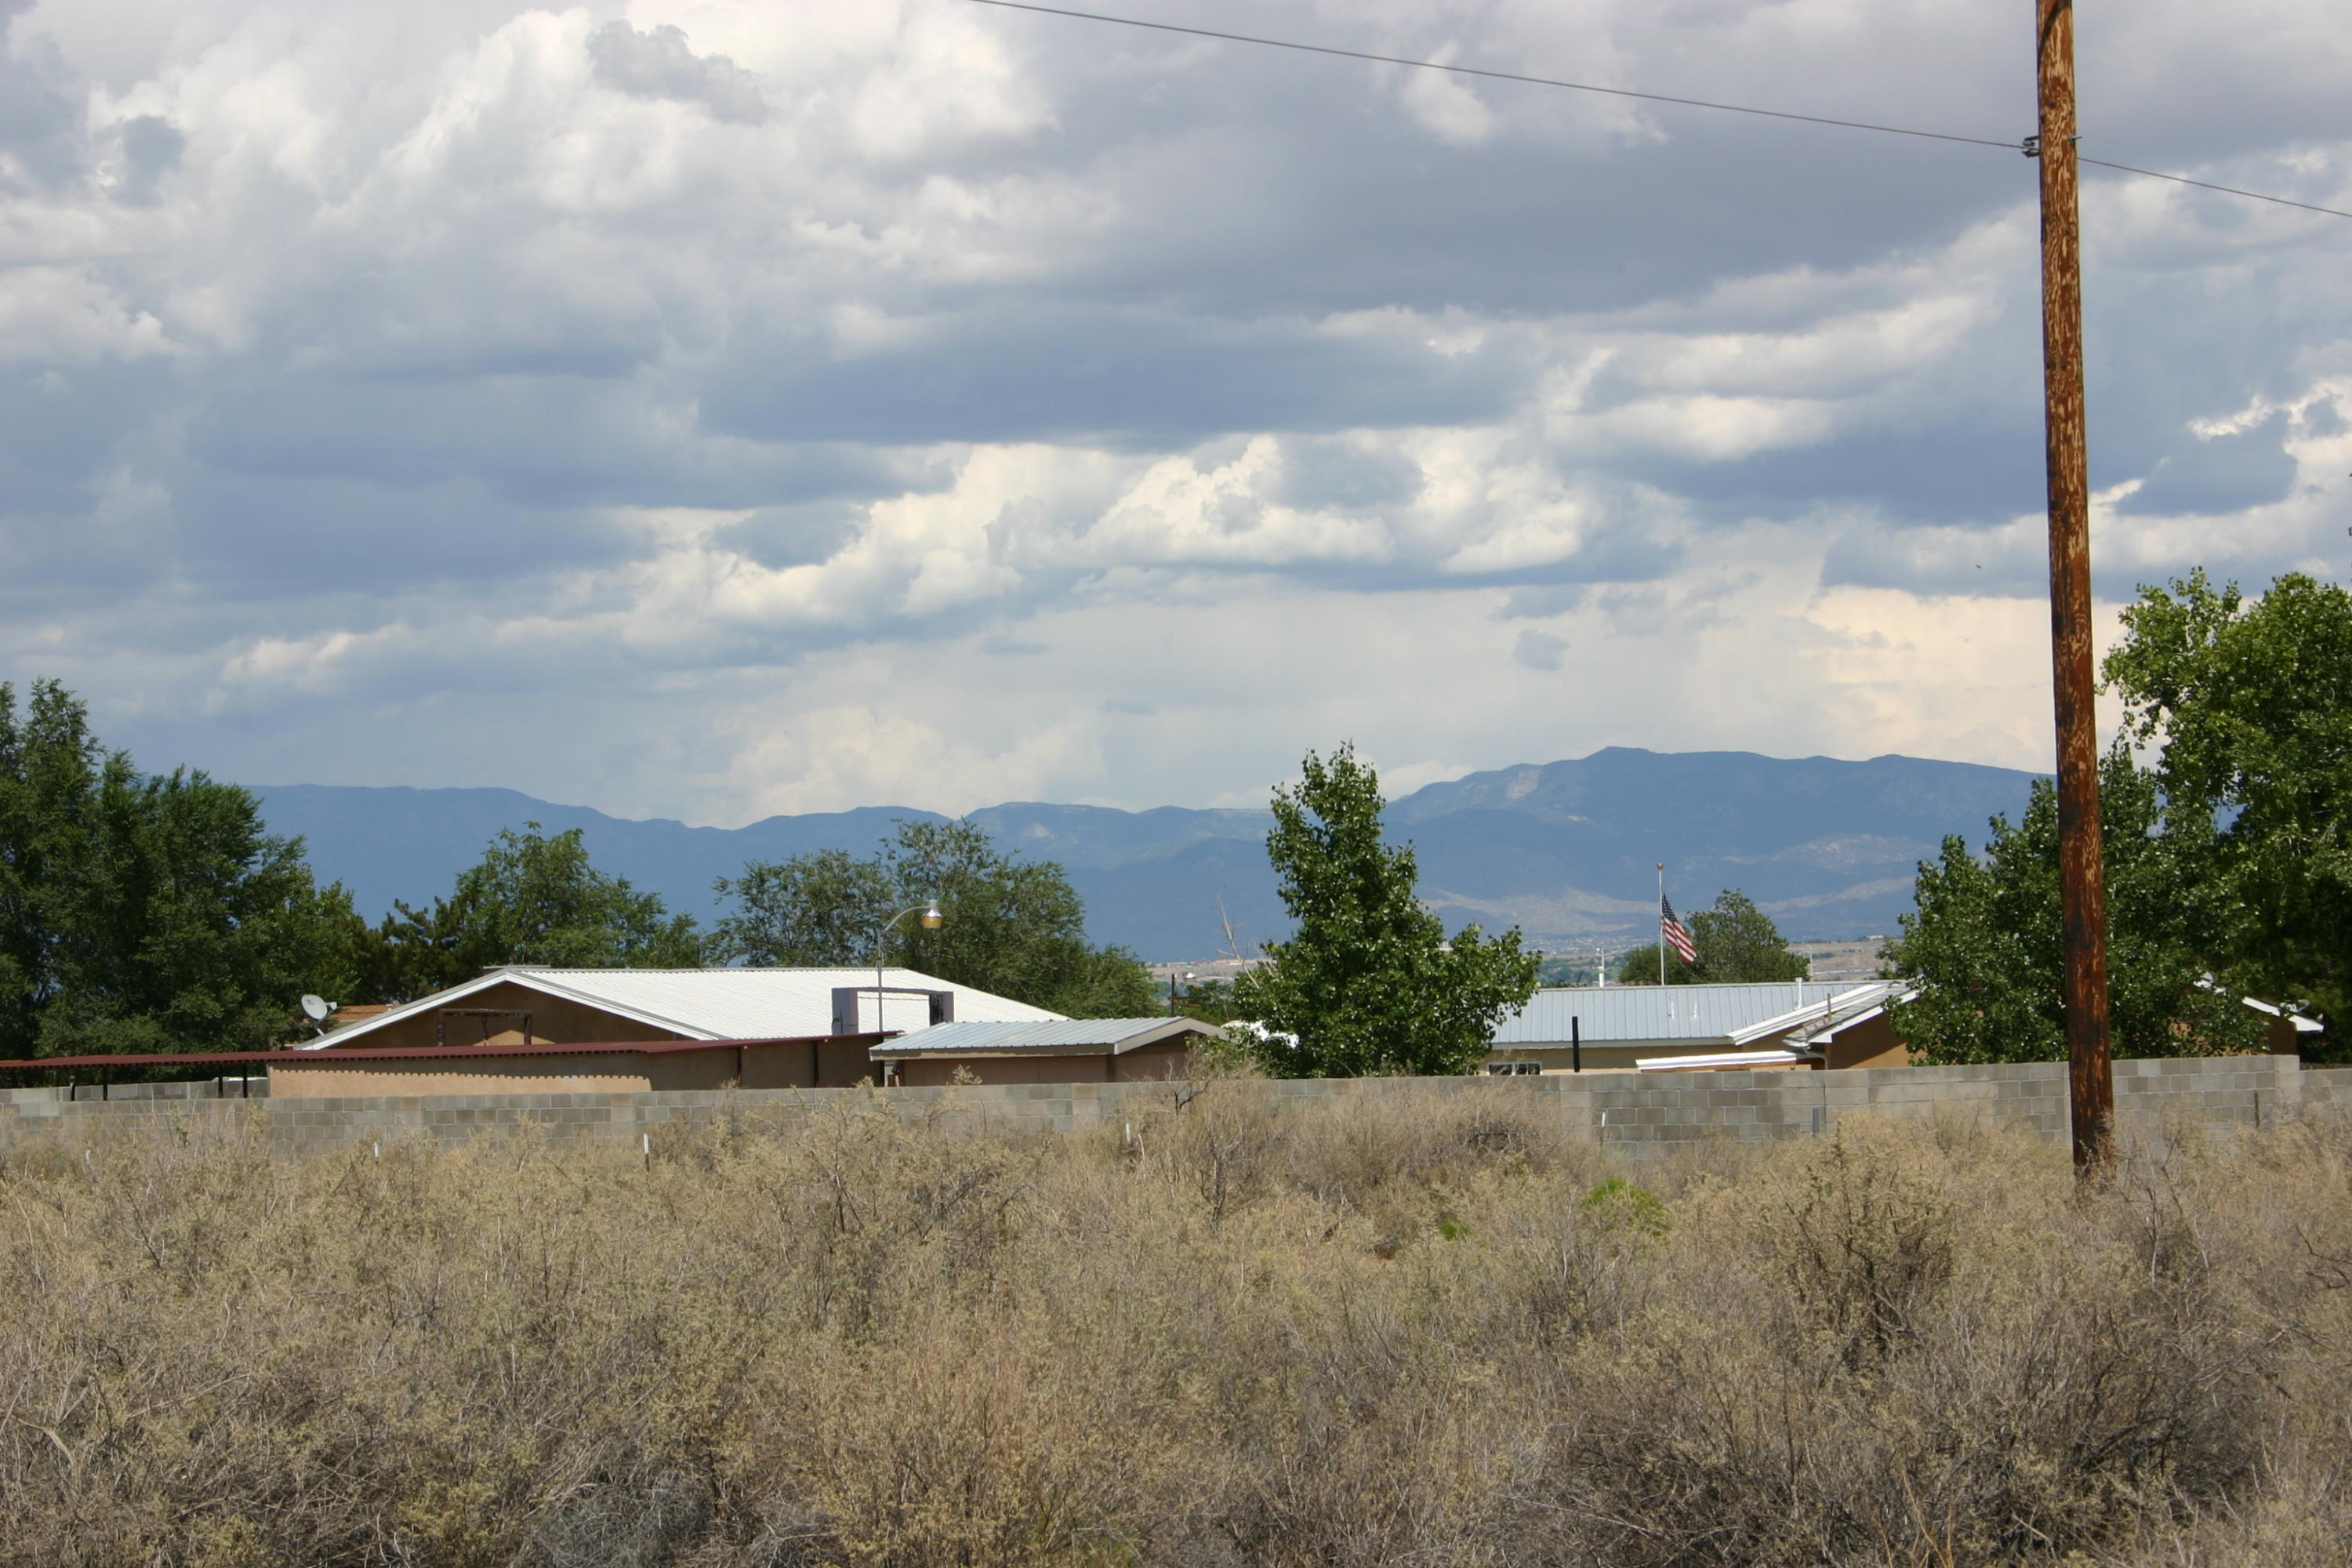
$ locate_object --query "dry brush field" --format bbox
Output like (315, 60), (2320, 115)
(3, 1083), (2350, 1567)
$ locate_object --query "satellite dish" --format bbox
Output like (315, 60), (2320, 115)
(300, 994), (332, 1023)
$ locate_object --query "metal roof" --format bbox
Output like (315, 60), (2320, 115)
(873, 1017), (1218, 1057)
(1494, 982), (1885, 1046)
(303, 966), (1063, 1050)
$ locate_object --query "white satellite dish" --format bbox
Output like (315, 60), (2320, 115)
(300, 994), (332, 1022)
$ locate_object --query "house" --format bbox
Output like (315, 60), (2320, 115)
(871, 1017), (1222, 1087)
(2241, 995), (2325, 1055)
(297, 965), (1064, 1089)
(1483, 981), (1912, 1074)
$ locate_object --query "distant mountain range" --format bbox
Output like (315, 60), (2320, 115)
(250, 748), (2040, 961)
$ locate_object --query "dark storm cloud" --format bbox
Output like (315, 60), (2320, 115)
(183, 374), (908, 513)
(0, 3), (82, 190)
(709, 502), (873, 572)
(4, 0), (2348, 818)
(2118, 411), (2299, 517)
(1272, 437), (1425, 512)
(1650, 419), (2049, 529)
(1820, 519), (2048, 598)
(699, 303), (1535, 447)
(107, 115), (183, 205)
(586, 21), (768, 125)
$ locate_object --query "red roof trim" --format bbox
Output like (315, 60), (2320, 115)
(0, 1034), (887, 1073)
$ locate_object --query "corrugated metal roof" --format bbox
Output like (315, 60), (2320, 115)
(1779, 984), (1913, 1047)
(876, 1018), (1214, 1055)
(307, 967), (1063, 1050)
(1494, 982), (1864, 1046)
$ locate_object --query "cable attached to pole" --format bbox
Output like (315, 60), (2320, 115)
(966, 0), (2352, 223)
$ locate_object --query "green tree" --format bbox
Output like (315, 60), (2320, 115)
(2103, 569), (2352, 1028)
(358, 825), (704, 998)
(1614, 944), (1698, 985)
(1693, 890), (1809, 981)
(1173, 977), (1245, 1025)
(1613, 890), (1808, 984)
(714, 818), (1156, 1018)
(1, 678), (358, 1057)
(710, 849), (890, 967)
(1232, 744), (1538, 1076)
(1884, 746), (2263, 1064)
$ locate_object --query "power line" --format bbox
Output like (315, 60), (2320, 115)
(965, 0), (2014, 150)
(2079, 158), (2352, 222)
(964, 0), (2352, 223)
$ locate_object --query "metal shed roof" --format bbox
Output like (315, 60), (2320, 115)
(873, 1017), (1219, 1058)
(1494, 982), (1883, 1047)
(303, 966), (1063, 1050)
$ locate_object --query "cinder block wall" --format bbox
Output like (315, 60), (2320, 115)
(0, 1055), (2328, 1163)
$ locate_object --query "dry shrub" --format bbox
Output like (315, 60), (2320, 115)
(2, 1091), (2349, 1566)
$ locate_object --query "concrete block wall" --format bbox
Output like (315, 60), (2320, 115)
(2304, 1066), (2351, 1112)
(0, 1055), (2334, 1164)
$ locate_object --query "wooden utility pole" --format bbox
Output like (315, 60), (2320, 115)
(2034, 0), (2114, 1175)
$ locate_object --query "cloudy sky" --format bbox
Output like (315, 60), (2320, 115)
(5, 0), (2348, 823)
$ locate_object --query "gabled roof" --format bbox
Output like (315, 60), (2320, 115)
(303, 966), (1063, 1051)
(2241, 996), (2325, 1033)
(873, 1017), (1220, 1058)
(1771, 983), (1917, 1049)
(1494, 982), (1885, 1047)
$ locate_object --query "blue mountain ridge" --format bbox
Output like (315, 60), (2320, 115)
(249, 747), (2040, 960)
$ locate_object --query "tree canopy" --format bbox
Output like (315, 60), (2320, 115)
(1232, 744), (1538, 1076)
(2, 679), (357, 1057)
(713, 818), (1156, 1018)
(1881, 565), (2352, 1064)
(2104, 570), (2352, 1028)
(1613, 889), (1809, 985)
(350, 825), (706, 1000)
(1886, 746), (2265, 1064)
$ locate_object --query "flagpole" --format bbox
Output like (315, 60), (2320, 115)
(1657, 862), (1666, 985)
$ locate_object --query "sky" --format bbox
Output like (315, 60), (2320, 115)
(4, 0), (2349, 825)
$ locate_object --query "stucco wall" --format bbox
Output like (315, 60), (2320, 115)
(4, 1055), (2329, 1165)
(274, 1038), (872, 1098)
(319, 981), (694, 1052)
(1820, 1014), (1907, 1071)
(272, 1056), (660, 1098)
(894, 1042), (1194, 1087)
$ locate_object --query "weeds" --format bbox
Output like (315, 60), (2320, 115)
(2, 1094), (2347, 1566)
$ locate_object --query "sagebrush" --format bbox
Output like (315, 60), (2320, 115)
(4, 1084), (2349, 1566)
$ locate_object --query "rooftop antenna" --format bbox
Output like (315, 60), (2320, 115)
(299, 993), (333, 1037)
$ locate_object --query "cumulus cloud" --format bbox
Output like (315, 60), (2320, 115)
(2, 0), (2349, 823)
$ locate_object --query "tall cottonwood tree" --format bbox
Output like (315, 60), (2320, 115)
(1886, 746), (2264, 1064)
(1233, 744), (1538, 1076)
(1886, 569), (2352, 1064)
(2104, 570), (2352, 1030)
(0, 678), (357, 1056)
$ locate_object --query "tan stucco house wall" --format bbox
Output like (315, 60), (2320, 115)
(270, 1036), (884, 1098)
(892, 1040), (1193, 1087)
(319, 980), (695, 1053)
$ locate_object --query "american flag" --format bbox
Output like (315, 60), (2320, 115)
(1660, 894), (1698, 965)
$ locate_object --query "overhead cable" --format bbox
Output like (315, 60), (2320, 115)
(964, 0), (2352, 223)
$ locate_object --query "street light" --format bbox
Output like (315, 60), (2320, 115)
(874, 897), (943, 1034)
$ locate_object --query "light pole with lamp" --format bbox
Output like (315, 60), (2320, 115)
(873, 897), (944, 1036)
